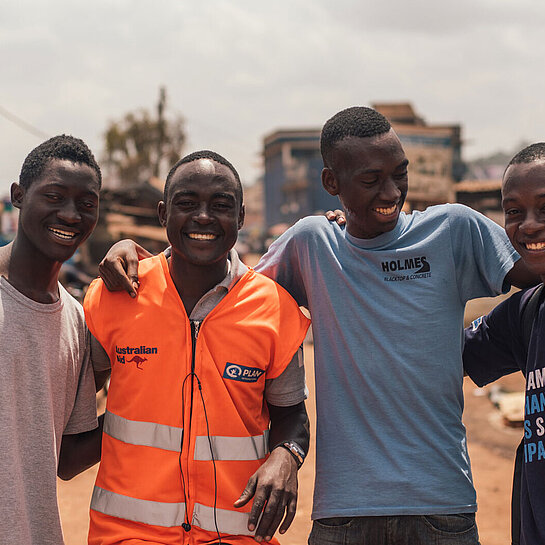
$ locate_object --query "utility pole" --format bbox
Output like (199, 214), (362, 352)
(154, 86), (166, 177)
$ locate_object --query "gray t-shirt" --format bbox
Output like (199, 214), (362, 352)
(0, 277), (98, 545)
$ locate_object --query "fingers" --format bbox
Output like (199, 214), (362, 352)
(324, 209), (346, 225)
(233, 474), (257, 509)
(253, 489), (296, 542)
(333, 209), (346, 225)
(98, 240), (144, 296)
(99, 258), (138, 297)
(278, 494), (297, 534)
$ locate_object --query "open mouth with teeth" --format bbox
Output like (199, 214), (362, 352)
(373, 205), (398, 217)
(186, 233), (219, 241)
(524, 242), (545, 251)
(48, 227), (78, 241)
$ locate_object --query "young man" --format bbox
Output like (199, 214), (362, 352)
(84, 151), (310, 545)
(463, 143), (545, 545)
(0, 135), (103, 545)
(100, 108), (535, 545)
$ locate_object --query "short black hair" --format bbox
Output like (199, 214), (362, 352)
(19, 134), (102, 189)
(320, 106), (392, 168)
(164, 150), (243, 204)
(506, 143), (545, 170)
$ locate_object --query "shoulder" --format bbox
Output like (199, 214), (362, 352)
(281, 215), (339, 241)
(85, 254), (163, 307)
(415, 203), (476, 223)
(246, 269), (298, 301)
(435, 202), (495, 227)
(59, 283), (85, 320)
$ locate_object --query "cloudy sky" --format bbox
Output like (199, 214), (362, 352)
(1, 0), (544, 193)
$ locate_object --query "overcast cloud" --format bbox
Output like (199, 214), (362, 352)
(1, 0), (543, 192)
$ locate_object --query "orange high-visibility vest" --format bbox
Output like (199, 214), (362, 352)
(84, 254), (310, 545)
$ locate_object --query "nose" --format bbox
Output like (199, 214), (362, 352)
(57, 199), (81, 224)
(520, 212), (542, 234)
(193, 203), (213, 224)
(379, 177), (402, 202)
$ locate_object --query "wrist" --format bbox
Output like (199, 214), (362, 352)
(276, 440), (305, 469)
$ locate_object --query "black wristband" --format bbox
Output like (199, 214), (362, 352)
(278, 441), (305, 469)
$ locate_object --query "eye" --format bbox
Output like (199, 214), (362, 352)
(504, 208), (520, 216)
(360, 178), (379, 185)
(80, 200), (98, 209)
(44, 193), (62, 202)
(213, 201), (232, 210)
(394, 171), (408, 180)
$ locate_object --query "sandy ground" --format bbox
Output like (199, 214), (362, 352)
(58, 295), (525, 545)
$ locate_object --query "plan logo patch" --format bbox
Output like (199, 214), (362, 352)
(381, 255), (432, 282)
(223, 363), (265, 383)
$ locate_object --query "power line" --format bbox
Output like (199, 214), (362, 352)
(0, 105), (50, 140)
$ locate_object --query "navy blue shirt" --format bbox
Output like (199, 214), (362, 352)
(464, 285), (545, 545)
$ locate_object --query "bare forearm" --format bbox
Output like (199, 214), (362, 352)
(58, 413), (104, 480)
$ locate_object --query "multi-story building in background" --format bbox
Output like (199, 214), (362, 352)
(262, 129), (338, 229)
(262, 103), (464, 229)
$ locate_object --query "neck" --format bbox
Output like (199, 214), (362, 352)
(169, 253), (229, 316)
(0, 237), (62, 303)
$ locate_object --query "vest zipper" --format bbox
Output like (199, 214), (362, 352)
(183, 319), (201, 534)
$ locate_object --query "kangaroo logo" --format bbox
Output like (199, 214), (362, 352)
(126, 355), (148, 370)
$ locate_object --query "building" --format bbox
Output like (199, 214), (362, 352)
(262, 103), (464, 228)
(262, 129), (338, 228)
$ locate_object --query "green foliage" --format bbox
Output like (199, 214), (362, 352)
(103, 95), (185, 186)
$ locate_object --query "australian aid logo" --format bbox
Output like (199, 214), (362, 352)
(115, 345), (158, 370)
(223, 363), (265, 383)
(381, 255), (431, 282)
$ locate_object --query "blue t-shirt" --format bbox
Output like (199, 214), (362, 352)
(464, 286), (545, 545)
(256, 204), (519, 519)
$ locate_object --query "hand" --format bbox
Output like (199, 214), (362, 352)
(234, 446), (298, 542)
(98, 240), (152, 297)
(324, 209), (346, 225)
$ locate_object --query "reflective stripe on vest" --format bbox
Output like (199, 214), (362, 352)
(91, 486), (186, 527)
(104, 410), (182, 452)
(194, 430), (269, 461)
(91, 486), (253, 535)
(105, 410), (269, 461)
(192, 502), (253, 536)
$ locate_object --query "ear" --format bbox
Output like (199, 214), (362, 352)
(237, 204), (245, 230)
(157, 201), (167, 227)
(322, 168), (339, 196)
(11, 182), (25, 210)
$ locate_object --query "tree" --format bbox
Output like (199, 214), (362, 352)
(103, 87), (186, 186)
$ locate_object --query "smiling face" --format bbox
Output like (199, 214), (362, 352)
(503, 160), (545, 280)
(158, 158), (244, 267)
(322, 129), (409, 239)
(12, 158), (100, 264)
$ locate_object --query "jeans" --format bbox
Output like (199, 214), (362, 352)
(308, 514), (480, 545)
